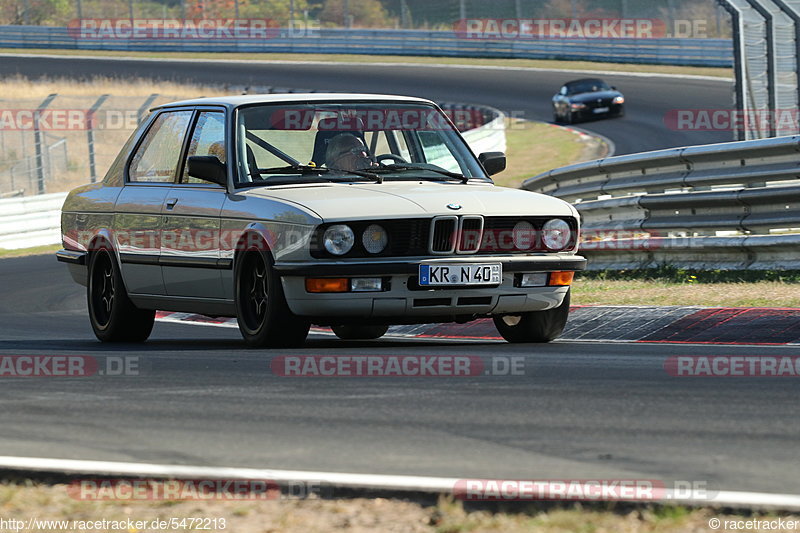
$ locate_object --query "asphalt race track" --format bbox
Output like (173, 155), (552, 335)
(1, 255), (799, 495)
(1, 56), (795, 497)
(0, 54), (734, 154)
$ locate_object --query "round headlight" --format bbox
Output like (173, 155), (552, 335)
(613, 96), (625, 105)
(542, 219), (572, 250)
(323, 225), (355, 256)
(512, 221), (535, 250)
(362, 224), (388, 254)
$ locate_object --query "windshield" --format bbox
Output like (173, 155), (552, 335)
(235, 102), (488, 186)
(566, 80), (611, 95)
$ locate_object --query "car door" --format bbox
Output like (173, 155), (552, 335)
(115, 109), (193, 295)
(161, 108), (229, 299)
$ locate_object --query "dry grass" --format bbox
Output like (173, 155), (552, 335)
(573, 280), (800, 308)
(1, 481), (798, 533)
(0, 48), (734, 78)
(497, 118), (606, 188)
(0, 75), (230, 100)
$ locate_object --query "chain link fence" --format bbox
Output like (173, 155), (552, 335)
(0, 93), (182, 197)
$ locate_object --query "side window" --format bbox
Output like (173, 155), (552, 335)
(417, 131), (461, 173)
(182, 111), (226, 184)
(128, 111), (192, 183)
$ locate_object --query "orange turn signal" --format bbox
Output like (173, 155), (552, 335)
(306, 278), (349, 293)
(548, 271), (575, 286)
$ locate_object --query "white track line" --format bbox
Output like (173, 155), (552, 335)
(0, 52), (732, 82)
(0, 456), (798, 510)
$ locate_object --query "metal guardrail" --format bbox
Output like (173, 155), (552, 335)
(523, 136), (800, 270)
(0, 191), (66, 249)
(441, 103), (507, 156)
(0, 25), (733, 67)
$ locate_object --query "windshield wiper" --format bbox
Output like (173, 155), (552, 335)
(256, 165), (383, 184)
(256, 164), (328, 175)
(376, 163), (471, 183)
(325, 166), (384, 184)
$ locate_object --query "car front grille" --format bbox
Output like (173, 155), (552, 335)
(311, 216), (578, 258)
(586, 98), (614, 109)
(429, 216), (458, 254)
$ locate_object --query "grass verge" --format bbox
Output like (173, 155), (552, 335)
(0, 48), (733, 79)
(574, 268), (800, 307)
(0, 244), (60, 258)
(495, 118), (597, 189)
(1, 480), (797, 533)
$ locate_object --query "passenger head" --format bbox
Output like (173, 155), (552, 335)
(325, 133), (372, 172)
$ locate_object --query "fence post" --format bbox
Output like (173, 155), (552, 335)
(137, 93), (159, 123)
(34, 93), (57, 195)
(87, 94), (109, 183)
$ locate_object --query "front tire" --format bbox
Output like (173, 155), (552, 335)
(493, 290), (571, 343)
(235, 248), (310, 348)
(87, 247), (155, 342)
(331, 325), (389, 340)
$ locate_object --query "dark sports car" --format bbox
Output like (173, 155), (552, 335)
(552, 78), (625, 124)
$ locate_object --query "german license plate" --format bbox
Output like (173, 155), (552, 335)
(593, 107), (610, 114)
(419, 263), (502, 286)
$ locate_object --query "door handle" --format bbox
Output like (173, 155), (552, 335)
(165, 198), (179, 210)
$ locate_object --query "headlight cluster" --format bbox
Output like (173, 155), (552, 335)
(511, 219), (572, 251)
(613, 96), (625, 104)
(542, 219), (572, 250)
(323, 224), (388, 256)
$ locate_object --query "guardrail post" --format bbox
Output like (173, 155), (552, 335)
(773, 0), (800, 116)
(87, 94), (109, 183)
(745, 0), (777, 137)
(137, 93), (159, 123)
(718, 2), (746, 140)
(33, 94), (57, 195)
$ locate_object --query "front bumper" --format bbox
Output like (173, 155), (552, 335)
(277, 254), (585, 322)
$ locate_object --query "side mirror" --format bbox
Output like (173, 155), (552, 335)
(611, 86), (617, 90)
(479, 152), (506, 176)
(187, 155), (227, 186)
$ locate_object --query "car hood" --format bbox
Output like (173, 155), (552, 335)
(569, 90), (621, 103)
(241, 181), (576, 221)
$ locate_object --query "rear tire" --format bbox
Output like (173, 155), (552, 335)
(235, 248), (310, 348)
(87, 247), (155, 343)
(493, 290), (571, 343)
(331, 325), (389, 340)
